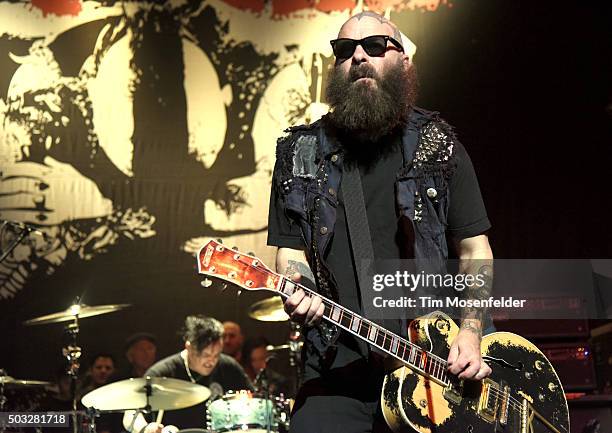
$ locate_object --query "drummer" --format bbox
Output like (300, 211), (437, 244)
(123, 315), (252, 433)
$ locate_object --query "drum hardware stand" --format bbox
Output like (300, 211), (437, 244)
(0, 369), (7, 411)
(62, 298), (83, 433)
(123, 376), (155, 432)
(143, 376), (153, 414)
(123, 376), (156, 429)
(288, 323), (303, 390)
(254, 367), (272, 433)
(85, 407), (98, 433)
(0, 369), (6, 433)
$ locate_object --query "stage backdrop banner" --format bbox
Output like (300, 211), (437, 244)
(0, 0), (449, 378)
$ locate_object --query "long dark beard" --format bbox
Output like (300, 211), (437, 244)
(325, 59), (418, 144)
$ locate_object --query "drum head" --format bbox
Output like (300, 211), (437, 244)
(177, 429), (211, 433)
(207, 390), (279, 433)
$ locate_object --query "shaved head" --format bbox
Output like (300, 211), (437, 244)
(342, 11), (402, 41)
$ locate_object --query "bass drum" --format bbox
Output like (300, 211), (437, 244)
(206, 390), (289, 433)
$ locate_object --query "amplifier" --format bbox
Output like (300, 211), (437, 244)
(538, 343), (597, 391)
(568, 395), (612, 433)
(494, 319), (590, 339)
(591, 321), (612, 393)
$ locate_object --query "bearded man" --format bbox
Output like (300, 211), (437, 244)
(267, 11), (494, 433)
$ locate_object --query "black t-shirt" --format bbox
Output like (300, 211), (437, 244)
(143, 352), (252, 429)
(267, 130), (491, 381)
(268, 135), (490, 251)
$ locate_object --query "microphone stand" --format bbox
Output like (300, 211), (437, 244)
(0, 221), (31, 264)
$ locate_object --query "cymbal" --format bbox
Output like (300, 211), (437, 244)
(0, 376), (51, 387)
(24, 303), (130, 325)
(248, 297), (289, 322)
(81, 377), (211, 412)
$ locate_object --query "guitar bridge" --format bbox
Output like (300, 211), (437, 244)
(478, 379), (510, 424)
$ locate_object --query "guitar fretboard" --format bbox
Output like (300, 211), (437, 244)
(278, 275), (450, 385)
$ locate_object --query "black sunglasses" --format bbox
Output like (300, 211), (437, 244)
(330, 35), (404, 59)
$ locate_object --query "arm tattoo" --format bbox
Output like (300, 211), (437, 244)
(459, 260), (493, 335)
(285, 260), (315, 282)
(460, 320), (482, 336)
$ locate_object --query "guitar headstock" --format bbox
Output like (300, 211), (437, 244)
(196, 239), (280, 293)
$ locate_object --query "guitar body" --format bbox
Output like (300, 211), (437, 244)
(381, 312), (569, 433)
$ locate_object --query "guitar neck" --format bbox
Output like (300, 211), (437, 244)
(275, 273), (451, 386)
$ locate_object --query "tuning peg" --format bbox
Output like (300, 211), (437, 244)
(201, 279), (213, 288)
(232, 246), (238, 251)
(219, 283), (228, 292)
(248, 251), (255, 256)
(216, 238), (223, 244)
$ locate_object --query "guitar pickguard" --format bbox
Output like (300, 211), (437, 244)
(383, 312), (459, 433)
(382, 312), (569, 433)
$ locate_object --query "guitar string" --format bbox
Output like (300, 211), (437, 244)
(225, 255), (527, 413)
(223, 252), (449, 366)
(237, 258), (527, 411)
(296, 280), (530, 411)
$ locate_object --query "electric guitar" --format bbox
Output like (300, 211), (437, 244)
(196, 239), (569, 433)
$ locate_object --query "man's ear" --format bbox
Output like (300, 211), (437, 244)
(402, 54), (411, 67)
(185, 341), (191, 351)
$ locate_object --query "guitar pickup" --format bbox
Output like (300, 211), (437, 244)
(443, 378), (464, 405)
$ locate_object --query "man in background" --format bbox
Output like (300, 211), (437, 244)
(79, 353), (115, 397)
(222, 321), (244, 363)
(123, 333), (157, 378)
(123, 315), (252, 433)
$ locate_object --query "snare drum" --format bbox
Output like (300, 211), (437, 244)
(207, 390), (279, 433)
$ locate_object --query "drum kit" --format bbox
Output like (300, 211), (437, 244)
(2, 290), (301, 433)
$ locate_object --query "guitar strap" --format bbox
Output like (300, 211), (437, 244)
(340, 162), (382, 325)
